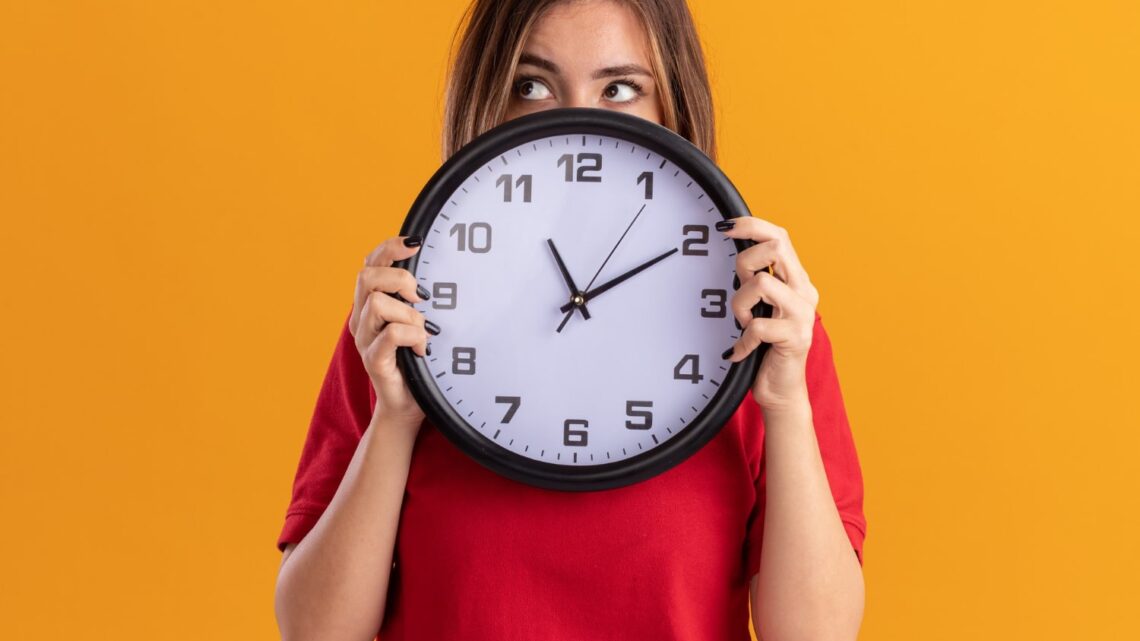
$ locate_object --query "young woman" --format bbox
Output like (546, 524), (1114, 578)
(274, 1), (867, 639)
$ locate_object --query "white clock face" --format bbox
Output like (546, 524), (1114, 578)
(411, 133), (741, 467)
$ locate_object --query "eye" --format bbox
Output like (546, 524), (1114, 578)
(603, 80), (642, 104)
(516, 78), (553, 101)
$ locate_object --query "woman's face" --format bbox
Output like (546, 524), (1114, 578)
(503, 0), (664, 125)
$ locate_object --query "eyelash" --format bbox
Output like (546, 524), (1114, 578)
(513, 75), (544, 97)
(512, 75), (646, 104)
(609, 78), (645, 103)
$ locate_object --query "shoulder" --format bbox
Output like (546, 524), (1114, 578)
(804, 309), (848, 408)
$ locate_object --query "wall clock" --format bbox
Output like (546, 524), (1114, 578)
(395, 107), (772, 491)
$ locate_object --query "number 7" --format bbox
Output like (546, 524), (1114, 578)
(495, 396), (521, 423)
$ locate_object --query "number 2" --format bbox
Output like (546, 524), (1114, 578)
(682, 225), (708, 256)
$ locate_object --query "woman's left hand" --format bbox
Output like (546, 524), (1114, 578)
(718, 216), (820, 412)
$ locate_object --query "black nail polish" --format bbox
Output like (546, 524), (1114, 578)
(416, 284), (431, 300)
(715, 219), (735, 232)
(424, 344), (432, 357)
(403, 235), (423, 248)
(424, 319), (441, 336)
(721, 346), (735, 360)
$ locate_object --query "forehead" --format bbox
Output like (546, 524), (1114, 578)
(524, 0), (652, 71)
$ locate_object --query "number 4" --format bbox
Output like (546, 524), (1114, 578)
(673, 354), (703, 384)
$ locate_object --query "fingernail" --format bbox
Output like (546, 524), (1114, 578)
(721, 346), (735, 360)
(424, 344), (432, 357)
(416, 284), (431, 301)
(424, 319), (441, 336)
(403, 235), (423, 248)
(715, 219), (735, 232)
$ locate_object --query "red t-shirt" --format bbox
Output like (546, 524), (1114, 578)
(277, 308), (866, 640)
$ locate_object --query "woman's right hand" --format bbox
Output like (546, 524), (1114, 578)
(349, 234), (438, 429)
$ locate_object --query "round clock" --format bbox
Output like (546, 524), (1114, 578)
(395, 107), (772, 491)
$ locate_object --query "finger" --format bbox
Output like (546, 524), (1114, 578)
(722, 317), (804, 363)
(354, 290), (427, 353)
(352, 265), (427, 332)
(363, 322), (431, 377)
(718, 217), (810, 289)
(351, 259), (430, 339)
(717, 215), (785, 243)
(734, 236), (800, 290)
(364, 234), (424, 268)
(731, 269), (813, 330)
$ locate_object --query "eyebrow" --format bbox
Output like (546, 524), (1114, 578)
(518, 52), (652, 79)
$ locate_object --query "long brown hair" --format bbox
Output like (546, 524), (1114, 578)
(441, 0), (716, 162)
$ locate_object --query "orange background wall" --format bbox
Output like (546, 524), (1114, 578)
(2, 1), (1137, 639)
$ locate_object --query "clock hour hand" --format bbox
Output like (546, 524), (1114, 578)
(546, 238), (590, 320)
(559, 247), (679, 313)
(556, 203), (648, 334)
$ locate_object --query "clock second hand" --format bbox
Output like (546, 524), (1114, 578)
(556, 203), (648, 333)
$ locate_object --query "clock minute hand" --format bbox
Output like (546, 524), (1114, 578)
(559, 248), (679, 313)
(546, 239), (590, 319)
(555, 202), (648, 334)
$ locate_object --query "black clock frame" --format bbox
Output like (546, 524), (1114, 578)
(395, 107), (773, 492)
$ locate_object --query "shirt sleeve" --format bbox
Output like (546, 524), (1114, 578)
(744, 311), (867, 578)
(276, 308), (378, 552)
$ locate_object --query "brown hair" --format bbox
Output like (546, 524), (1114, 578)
(441, 0), (716, 162)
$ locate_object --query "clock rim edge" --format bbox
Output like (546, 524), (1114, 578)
(395, 107), (768, 492)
